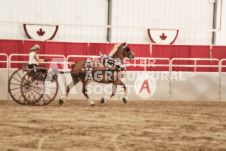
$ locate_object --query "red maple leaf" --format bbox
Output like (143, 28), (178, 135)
(37, 28), (45, 36)
(160, 33), (167, 40)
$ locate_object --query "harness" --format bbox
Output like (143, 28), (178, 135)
(99, 52), (126, 71)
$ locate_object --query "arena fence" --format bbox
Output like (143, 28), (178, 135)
(1, 54), (226, 102)
(0, 53), (8, 69)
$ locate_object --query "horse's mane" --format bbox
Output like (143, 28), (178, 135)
(109, 43), (121, 57)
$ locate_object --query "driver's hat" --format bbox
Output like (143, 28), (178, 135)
(30, 44), (40, 52)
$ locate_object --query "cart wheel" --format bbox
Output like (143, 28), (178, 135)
(20, 68), (44, 105)
(8, 68), (30, 105)
(21, 67), (58, 106)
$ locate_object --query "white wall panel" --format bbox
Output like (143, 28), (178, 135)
(0, 0), (222, 44)
(110, 0), (214, 44)
(215, 0), (226, 45)
(0, 0), (108, 25)
(2, 71), (224, 102)
(0, 0), (108, 42)
(0, 69), (8, 100)
(171, 72), (219, 101)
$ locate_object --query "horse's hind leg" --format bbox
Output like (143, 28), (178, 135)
(59, 76), (79, 105)
(122, 84), (128, 104)
(82, 82), (95, 106)
(100, 84), (117, 104)
(59, 85), (70, 105)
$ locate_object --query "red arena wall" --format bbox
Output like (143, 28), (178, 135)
(1, 39), (226, 71)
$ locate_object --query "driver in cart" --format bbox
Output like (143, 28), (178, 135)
(28, 44), (47, 69)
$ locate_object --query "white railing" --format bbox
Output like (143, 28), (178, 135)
(125, 57), (170, 71)
(3, 54), (226, 72)
(219, 59), (226, 72)
(9, 54), (66, 69)
(1, 54), (225, 72)
(0, 53), (8, 70)
(67, 55), (100, 62)
(67, 55), (170, 71)
(170, 58), (220, 72)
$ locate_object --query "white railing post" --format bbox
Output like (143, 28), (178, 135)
(194, 59), (197, 72)
(219, 59), (226, 102)
(0, 53), (8, 69)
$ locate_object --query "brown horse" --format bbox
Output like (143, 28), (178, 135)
(59, 42), (135, 106)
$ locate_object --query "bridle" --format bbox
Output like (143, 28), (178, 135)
(122, 44), (133, 59)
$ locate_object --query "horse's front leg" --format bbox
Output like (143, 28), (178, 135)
(118, 80), (128, 104)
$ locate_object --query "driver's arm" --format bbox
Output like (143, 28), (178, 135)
(34, 54), (44, 62)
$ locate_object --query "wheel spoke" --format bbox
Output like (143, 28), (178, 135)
(10, 87), (21, 91)
(16, 71), (23, 79)
(31, 88), (42, 96)
(28, 90), (31, 102)
(10, 83), (21, 86)
(12, 77), (21, 83)
(12, 90), (21, 97)
(30, 89), (38, 101)
(43, 94), (51, 102)
(18, 95), (23, 101)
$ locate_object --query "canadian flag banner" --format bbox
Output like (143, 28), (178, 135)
(23, 24), (58, 41)
(147, 29), (179, 45)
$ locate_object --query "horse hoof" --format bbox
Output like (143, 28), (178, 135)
(59, 99), (64, 105)
(90, 104), (96, 106)
(122, 98), (127, 104)
(100, 98), (105, 104)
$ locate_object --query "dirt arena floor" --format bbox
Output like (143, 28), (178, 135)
(0, 100), (226, 151)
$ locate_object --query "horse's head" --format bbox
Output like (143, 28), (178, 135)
(109, 42), (135, 60)
(120, 42), (135, 60)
